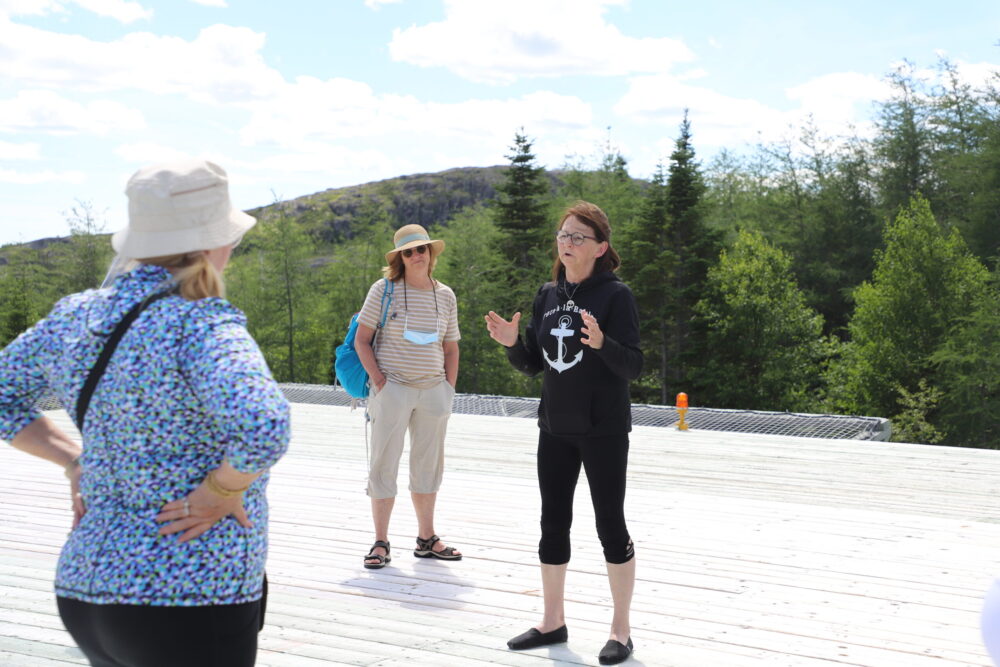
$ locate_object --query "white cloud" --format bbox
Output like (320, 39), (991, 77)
(0, 0), (151, 22)
(939, 59), (999, 91)
(0, 19), (283, 104)
(0, 167), (86, 184)
(615, 69), (897, 155)
(364, 0), (401, 8)
(785, 72), (891, 128)
(114, 142), (193, 164)
(388, 0), (694, 84)
(0, 0), (56, 16)
(72, 0), (151, 22)
(190, 0), (226, 6)
(0, 139), (40, 159)
(0, 89), (145, 134)
(615, 74), (781, 146)
(240, 77), (591, 148)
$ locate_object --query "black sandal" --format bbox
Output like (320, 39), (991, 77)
(364, 540), (391, 569)
(414, 534), (462, 560)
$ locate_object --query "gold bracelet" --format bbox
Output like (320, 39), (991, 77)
(204, 470), (250, 498)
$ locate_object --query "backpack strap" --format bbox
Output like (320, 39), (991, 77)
(377, 278), (395, 329)
(75, 290), (174, 431)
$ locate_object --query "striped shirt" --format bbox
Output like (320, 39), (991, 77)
(358, 278), (459, 388)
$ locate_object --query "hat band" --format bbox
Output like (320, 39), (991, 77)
(395, 233), (430, 248)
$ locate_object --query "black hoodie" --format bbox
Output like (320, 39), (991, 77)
(505, 270), (643, 437)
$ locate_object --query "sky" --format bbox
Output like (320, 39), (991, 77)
(1, 0), (999, 246)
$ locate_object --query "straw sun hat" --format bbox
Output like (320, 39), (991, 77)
(384, 224), (445, 263)
(112, 158), (256, 259)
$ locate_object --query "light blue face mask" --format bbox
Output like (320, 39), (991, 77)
(403, 312), (439, 345)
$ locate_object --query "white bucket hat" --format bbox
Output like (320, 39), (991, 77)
(112, 158), (256, 259)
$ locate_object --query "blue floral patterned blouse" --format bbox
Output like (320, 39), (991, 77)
(0, 264), (290, 606)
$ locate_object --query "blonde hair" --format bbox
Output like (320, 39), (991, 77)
(139, 252), (225, 300)
(382, 246), (436, 282)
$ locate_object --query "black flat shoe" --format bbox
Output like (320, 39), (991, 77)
(598, 637), (633, 664)
(507, 625), (568, 650)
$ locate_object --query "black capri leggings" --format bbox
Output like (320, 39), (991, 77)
(537, 430), (634, 565)
(57, 596), (262, 667)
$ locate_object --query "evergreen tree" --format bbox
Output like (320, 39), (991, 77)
(664, 111), (720, 398)
(62, 200), (112, 294)
(432, 206), (534, 396)
(874, 64), (934, 218)
(798, 130), (881, 334)
(227, 204), (320, 383)
(618, 163), (674, 403)
(826, 196), (989, 429)
(0, 246), (39, 346)
(965, 122), (1000, 263)
(493, 130), (553, 316)
(932, 273), (1000, 448)
(494, 130), (550, 270)
(694, 230), (827, 411)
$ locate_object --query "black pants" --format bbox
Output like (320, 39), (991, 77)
(537, 431), (634, 565)
(57, 596), (262, 667)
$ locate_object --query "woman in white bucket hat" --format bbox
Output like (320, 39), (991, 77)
(354, 223), (463, 569)
(0, 158), (289, 666)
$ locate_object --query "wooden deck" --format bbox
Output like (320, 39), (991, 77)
(1, 403), (999, 666)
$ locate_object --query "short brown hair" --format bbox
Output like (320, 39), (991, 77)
(551, 200), (621, 282)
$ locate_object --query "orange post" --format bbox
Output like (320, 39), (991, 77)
(676, 392), (689, 431)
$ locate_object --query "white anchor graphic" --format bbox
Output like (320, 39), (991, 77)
(544, 315), (583, 373)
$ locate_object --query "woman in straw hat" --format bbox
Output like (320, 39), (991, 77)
(354, 223), (462, 569)
(0, 158), (289, 666)
(485, 201), (642, 665)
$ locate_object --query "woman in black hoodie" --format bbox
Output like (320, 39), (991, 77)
(485, 201), (642, 665)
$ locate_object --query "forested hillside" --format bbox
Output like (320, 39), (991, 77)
(2, 60), (998, 448)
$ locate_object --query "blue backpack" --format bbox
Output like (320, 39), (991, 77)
(335, 279), (395, 399)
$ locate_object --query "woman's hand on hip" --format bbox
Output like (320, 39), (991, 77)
(155, 482), (252, 544)
(68, 465), (86, 529)
(485, 311), (520, 347)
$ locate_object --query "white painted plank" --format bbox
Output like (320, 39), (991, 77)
(0, 405), (997, 666)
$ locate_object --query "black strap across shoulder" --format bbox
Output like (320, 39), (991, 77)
(74, 290), (173, 431)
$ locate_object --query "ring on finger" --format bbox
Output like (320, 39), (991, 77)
(183, 498), (191, 517)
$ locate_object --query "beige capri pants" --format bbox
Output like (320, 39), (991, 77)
(366, 379), (456, 498)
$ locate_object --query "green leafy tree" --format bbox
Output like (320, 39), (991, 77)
(826, 196), (989, 426)
(889, 379), (945, 444)
(694, 230), (827, 411)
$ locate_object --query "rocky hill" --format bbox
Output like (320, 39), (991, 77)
(4, 165), (569, 256)
(249, 165), (514, 243)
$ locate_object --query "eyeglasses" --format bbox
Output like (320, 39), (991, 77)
(556, 230), (598, 246)
(402, 245), (429, 258)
